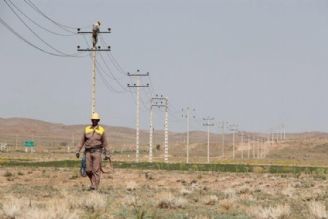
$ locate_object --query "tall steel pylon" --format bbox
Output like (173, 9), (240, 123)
(127, 70), (149, 163)
(77, 22), (111, 114)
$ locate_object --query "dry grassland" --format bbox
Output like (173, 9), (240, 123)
(0, 166), (328, 218)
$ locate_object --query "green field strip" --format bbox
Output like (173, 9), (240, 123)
(1, 160), (328, 174)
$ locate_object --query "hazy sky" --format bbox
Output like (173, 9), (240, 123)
(1, 0), (328, 132)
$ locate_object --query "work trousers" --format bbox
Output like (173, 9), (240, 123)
(85, 151), (102, 189)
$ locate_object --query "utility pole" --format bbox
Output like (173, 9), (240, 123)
(182, 107), (196, 163)
(149, 95), (169, 163)
(127, 70), (150, 163)
(203, 117), (215, 164)
(229, 124), (239, 160)
(257, 138), (260, 159)
(77, 22), (111, 114)
(280, 125), (284, 140)
(218, 121), (229, 159)
(149, 103), (153, 163)
(240, 132), (244, 160)
(15, 135), (18, 151)
(247, 135), (250, 159)
(252, 136), (255, 159)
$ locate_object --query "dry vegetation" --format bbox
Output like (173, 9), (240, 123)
(2, 118), (328, 218)
(1, 166), (328, 218)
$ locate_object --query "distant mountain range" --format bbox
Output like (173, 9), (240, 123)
(1, 117), (328, 161)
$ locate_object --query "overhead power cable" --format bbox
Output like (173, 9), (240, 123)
(4, 0), (81, 57)
(7, 0), (75, 36)
(0, 16), (74, 57)
(98, 52), (130, 92)
(23, 0), (84, 33)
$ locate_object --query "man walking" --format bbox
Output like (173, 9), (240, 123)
(76, 112), (110, 190)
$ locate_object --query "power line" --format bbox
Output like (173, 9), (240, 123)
(0, 16), (73, 57)
(7, 0), (75, 37)
(98, 52), (130, 92)
(4, 0), (80, 57)
(23, 0), (82, 33)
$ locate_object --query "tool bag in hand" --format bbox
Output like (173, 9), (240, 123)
(80, 156), (87, 177)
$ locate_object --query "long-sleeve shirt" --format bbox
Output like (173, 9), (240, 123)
(76, 125), (110, 157)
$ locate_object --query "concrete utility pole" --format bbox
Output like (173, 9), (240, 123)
(283, 124), (286, 140)
(247, 136), (251, 159)
(149, 95), (169, 163)
(229, 124), (239, 160)
(203, 117), (215, 164)
(15, 135), (18, 151)
(182, 107), (196, 163)
(280, 124), (284, 141)
(77, 22), (111, 114)
(252, 136), (255, 158)
(240, 132), (244, 160)
(149, 104), (153, 162)
(218, 121), (229, 159)
(257, 138), (260, 159)
(127, 70), (150, 163)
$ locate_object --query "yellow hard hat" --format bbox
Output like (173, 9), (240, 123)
(91, 112), (100, 120)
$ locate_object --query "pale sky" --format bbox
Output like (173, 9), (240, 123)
(1, 0), (328, 132)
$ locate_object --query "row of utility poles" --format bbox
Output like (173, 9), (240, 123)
(77, 22), (171, 163)
(77, 22), (287, 164)
(182, 117), (287, 163)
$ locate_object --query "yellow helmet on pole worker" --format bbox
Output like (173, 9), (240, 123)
(91, 112), (100, 120)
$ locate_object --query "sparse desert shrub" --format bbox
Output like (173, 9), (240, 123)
(223, 188), (236, 199)
(2, 199), (21, 218)
(308, 201), (327, 219)
(219, 199), (235, 211)
(25, 200), (79, 219)
(180, 187), (192, 196)
(237, 186), (250, 195)
(253, 166), (265, 173)
(193, 216), (211, 219)
(126, 181), (137, 191)
(248, 204), (291, 219)
(79, 192), (107, 212)
(69, 170), (79, 180)
(157, 192), (187, 209)
(123, 195), (138, 207)
(281, 186), (295, 198)
(4, 171), (13, 177)
(144, 171), (154, 180)
(2, 195), (80, 219)
(202, 195), (218, 205)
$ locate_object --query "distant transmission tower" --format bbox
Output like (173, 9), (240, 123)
(77, 22), (111, 114)
(127, 70), (150, 163)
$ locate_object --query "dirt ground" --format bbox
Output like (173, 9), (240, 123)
(0, 167), (328, 219)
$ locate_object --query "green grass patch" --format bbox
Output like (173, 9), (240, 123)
(1, 160), (328, 174)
